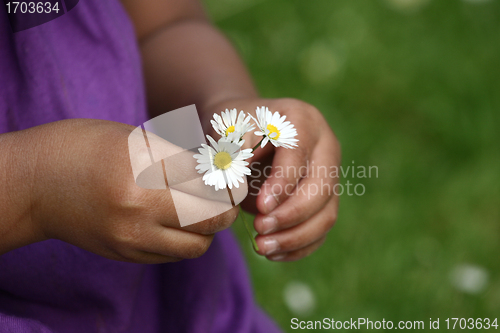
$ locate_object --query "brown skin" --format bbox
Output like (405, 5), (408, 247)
(0, 119), (238, 263)
(0, 0), (340, 263)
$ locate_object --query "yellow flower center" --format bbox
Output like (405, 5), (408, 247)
(214, 151), (232, 170)
(267, 124), (280, 140)
(225, 125), (236, 137)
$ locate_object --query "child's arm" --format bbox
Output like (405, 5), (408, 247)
(125, 0), (341, 261)
(121, 0), (258, 121)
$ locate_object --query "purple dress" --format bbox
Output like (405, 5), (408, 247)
(0, 2), (281, 332)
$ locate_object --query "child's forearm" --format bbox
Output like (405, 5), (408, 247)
(140, 20), (258, 120)
(123, 0), (258, 121)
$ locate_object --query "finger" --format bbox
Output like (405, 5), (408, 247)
(241, 144), (275, 215)
(133, 180), (240, 235)
(254, 135), (340, 235)
(267, 236), (327, 262)
(148, 227), (214, 259)
(255, 196), (337, 256)
(255, 141), (311, 215)
(253, 101), (323, 215)
(158, 187), (240, 235)
(113, 222), (215, 260)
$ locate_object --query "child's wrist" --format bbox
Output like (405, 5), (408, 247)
(0, 130), (47, 255)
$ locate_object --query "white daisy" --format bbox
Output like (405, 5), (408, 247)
(251, 106), (298, 149)
(193, 135), (254, 191)
(211, 108), (255, 142)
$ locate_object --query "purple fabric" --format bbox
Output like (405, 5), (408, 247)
(0, 1), (281, 332)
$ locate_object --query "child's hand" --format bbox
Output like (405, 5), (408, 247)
(8, 119), (238, 263)
(206, 98), (341, 261)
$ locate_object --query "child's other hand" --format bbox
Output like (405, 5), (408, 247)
(207, 98), (341, 261)
(17, 119), (238, 263)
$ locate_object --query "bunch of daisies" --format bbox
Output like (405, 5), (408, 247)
(193, 106), (298, 191)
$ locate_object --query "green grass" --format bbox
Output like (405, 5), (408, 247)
(205, 0), (500, 331)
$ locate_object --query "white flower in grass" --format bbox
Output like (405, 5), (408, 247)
(450, 264), (489, 294)
(211, 108), (255, 142)
(193, 135), (253, 191)
(251, 106), (298, 149)
(283, 281), (316, 316)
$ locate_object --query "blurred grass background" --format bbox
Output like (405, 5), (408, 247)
(204, 0), (500, 331)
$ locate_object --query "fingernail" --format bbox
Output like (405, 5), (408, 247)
(262, 216), (278, 235)
(264, 194), (279, 213)
(263, 238), (280, 255)
(268, 253), (286, 261)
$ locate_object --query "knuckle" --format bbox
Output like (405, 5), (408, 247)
(267, 181), (286, 201)
(284, 202), (302, 225)
(109, 221), (143, 250)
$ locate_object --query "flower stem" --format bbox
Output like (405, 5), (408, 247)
(251, 137), (264, 153)
(239, 205), (259, 252)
